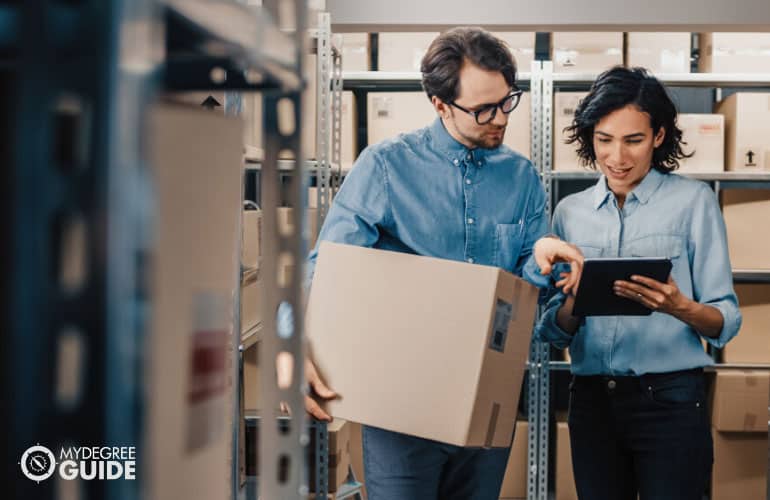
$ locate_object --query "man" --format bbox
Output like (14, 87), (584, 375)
(304, 27), (581, 499)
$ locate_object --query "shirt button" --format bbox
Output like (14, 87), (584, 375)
(467, 258), (474, 263)
(466, 154), (472, 161)
(465, 179), (471, 185)
(467, 218), (474, 224)
(477, 161), (482, 167)
(453, 159), (459, 166)
(607, 380), (617, 390)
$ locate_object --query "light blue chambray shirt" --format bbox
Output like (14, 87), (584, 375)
(307, 117), (549, 287)
(535, 168), (742, 376)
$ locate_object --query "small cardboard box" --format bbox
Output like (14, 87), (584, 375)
(626, 33), (691, 74)
(307, 242), (539, 447)
(676, 113), (724, 173)
(711, 371), (770, 432)
(715, 92), (770, 172)
(552, 33), (623, 74)
(699, 33), (770, 74)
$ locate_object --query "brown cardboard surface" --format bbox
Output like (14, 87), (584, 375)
(626, 33), (691, 74)
(711, 371), (770, 432)
(499, 421), (528, 499)
(724, 284), (770, 363)
(711, 429), (768, 500)
(699, 33), (770, 74)
(676, 114), (724, 173)
(551, 33), (623, 73)
(243, 209), (262, 270)
(377, 32), (439, 72)
(144, 103), (242, 500)
(722, 189), (770, 269)
(366, 91), (437, 145)
(553, 92), (590, 172)
(349, 422), (366, 497)
(306, 242), (538, 447)
(341, 33), (370, 72)
(556, 421), (578, 500)
(715, 93), (770, 172)
(243, 342), (260, 413)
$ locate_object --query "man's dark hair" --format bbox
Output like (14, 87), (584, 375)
(421, 27), (517, 104)
(565, 66), (692, 173)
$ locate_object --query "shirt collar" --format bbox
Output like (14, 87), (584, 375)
(592, 168), (667, 210)
(428, 117), (494, 165)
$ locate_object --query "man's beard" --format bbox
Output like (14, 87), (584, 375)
(459, 125), (506, 149)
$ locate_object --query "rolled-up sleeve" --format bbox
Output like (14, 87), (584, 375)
(532, 204), (576, 348)
(305, 147), (392, 285)
(690, 185), (742, 348)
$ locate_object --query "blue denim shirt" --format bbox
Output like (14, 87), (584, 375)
(535, 168), (742, 376)
(307, 117), (549, 287)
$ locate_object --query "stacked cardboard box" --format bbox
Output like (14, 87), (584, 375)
(715, 93), (770, 172)
(553, 92), (589, 172)
(723, 284), (770, 363)
(555, 420), (578, 500)
(676, 114), (724, 173)
(144, 103), (242, 500)
(722, 189), (770, 270)
(699, 33), (770, 74)
(307, 242), (539, 447)
(309, 419), (353, 493)
(341, 33), (370, 72)
(551, 33), (623, 74)
(499, 421), (528, 499)
(493, 32), (536, 74)
(710, 371), (769, 500)
(626, 33), (691, 74)
(377, 32), (438, 72)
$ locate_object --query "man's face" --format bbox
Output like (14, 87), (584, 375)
(435, 61), (513, 149)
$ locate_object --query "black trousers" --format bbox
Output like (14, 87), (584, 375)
(568, 368), (713, 500)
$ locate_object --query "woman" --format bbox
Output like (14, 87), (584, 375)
(536, 67), (742, 500)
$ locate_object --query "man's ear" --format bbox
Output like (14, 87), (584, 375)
(432, 95), (450, 118)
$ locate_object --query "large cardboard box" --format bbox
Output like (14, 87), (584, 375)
(699, 32), (770, 74)
(377, 32), (438, 72)
(722, 189), (770, 269)
(676, 114), (724, 173)
(715, 93), (770, 172)
(493, 32), (536, 75)
(552, 33), (623, 74)
(553, 92), (589, 171)
(556, 421), (578, 500)
(711, 371), (770, 432)
(367, 92), (436, 144)
(307, 242), (539, 447)
(724, 284), (770, 363)
(341, 33), (369, 72)
(309, 419), (352, 493)
(145, 103), (242, 500)
(367, 91), (531, 158)
(711, 430), (768, 500)
(626, 33), (691, 74)
(499, 421), (528, 499)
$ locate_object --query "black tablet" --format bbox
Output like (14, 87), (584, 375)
(572, 258), (673, 317)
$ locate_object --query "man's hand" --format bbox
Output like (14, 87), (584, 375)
(305, 358), (337, 421)
(533, 237), (584, 295)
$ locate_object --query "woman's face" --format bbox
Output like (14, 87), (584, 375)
(592, 104), (666, 199)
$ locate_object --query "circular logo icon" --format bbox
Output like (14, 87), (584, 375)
(20, 445), (56, 482)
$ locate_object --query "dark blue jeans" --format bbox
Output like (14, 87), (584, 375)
(362, 425), (510, 500)
(568, 368), (713, 500)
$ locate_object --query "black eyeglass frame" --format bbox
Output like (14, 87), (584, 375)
(449, 88), (524, 125)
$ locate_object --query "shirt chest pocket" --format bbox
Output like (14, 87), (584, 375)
(494, 222), (524, 272)
(624, 235), (683, 260)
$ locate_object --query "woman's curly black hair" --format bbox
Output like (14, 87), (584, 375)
(564, 66), (692, 172)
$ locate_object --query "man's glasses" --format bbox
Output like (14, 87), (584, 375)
(450, 88), (523, 125)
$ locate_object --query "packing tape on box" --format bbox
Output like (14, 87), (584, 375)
(744, 413), (758, 430)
